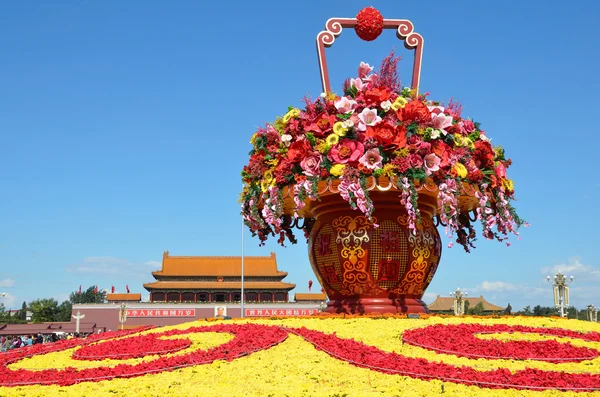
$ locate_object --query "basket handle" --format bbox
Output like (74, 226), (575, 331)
(316, 18), (424, 94)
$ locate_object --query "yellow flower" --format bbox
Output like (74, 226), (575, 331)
(282, 108), (300, 124)
(325, 92), (339, 102)
(391, 96), (408, 111)
(263, 170), (274, 182)
(452, 163), (468, 179)
(394, 148), (409, 158)
(250, 133), (258, 145)
(325, 134), (339, 146)
(330, 164), (346, 176)
(260, 178), (276, 192)
(315, 139), (330, 154)
(382, 163), (396, 177)
(274, 117), (286, 133)
(503, 179), (514, 191)
(453, 135), (473, 149)
(333, 121), (348, 137)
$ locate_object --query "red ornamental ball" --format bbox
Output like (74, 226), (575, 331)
(355, 7), (384, 41)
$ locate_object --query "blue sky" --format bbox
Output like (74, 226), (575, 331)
(0, 1), (599, 312)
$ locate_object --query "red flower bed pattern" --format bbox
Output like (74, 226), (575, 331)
(402, 324), (600, 362)
(0, 324), (287, 387)
(2, 323), (600, 391)
(288, 327), (600, 391)
(73, 333), (192, 360)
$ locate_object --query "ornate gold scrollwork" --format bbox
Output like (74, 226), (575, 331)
(332, 216), (380, 296)
(391, 215), (435, 295)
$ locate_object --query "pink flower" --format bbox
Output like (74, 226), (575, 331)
(334, 97), (358, 113)
(357, 108), (382, 131)
(350, 78), (367, 91)
(423, 153), (441, 175)
(358, 148), (383, 170)
(462, 119), (476, 133)
(358, 62), (373, 78)
(495, 163), (507, 178)
(409, 153), (424, 168)
(329, 139), (365, 164)
(431, 112), (453, 134)
(362, 73), (379, 87)
(300, 152), (323, 177)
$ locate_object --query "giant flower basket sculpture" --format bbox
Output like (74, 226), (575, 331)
(241, 7), (525, 314)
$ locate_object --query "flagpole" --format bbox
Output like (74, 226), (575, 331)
(241, 202), (245, 319)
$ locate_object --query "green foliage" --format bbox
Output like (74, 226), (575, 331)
(69, 286), (107, 304)
(57, 300), (73, 322)
(29, 298), (60, 323)
(467, 302), (485, 316)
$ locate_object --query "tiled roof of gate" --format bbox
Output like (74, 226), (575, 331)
(427, 295), (505, 311)
(151, 251), (288, 277)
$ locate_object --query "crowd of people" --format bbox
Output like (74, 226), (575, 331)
(1, 332), (90, 351)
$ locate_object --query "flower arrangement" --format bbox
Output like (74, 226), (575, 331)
(241, 52), (526, 251)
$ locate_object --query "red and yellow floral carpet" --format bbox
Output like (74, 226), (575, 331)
(2, 316), (600, 396)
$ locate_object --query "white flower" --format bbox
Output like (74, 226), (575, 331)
(281, 134), (293, 147)
(342, 120), (354, 129)
(430, 129), (441, 139)
(380, 100), (392, 112)
(319, 92), (327, 98)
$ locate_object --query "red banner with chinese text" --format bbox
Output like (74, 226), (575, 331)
(126, 309), (196, 317)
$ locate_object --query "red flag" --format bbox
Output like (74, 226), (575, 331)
(93, 285), (98, 294)
(111, 285), (115, 294)
(78, 285), (82, 295)
(126, 285), (130, 293)
(308, 280), (313, 292)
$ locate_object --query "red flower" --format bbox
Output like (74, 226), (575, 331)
(355, 7), (384, 41)
(365, 123), (406, 149)
(362, 88), (392, 106)
(467, 169), (484, 183)
(305, 113), (337, 138)
(473, 140), (495, 169)
(328, 139), (365, 164)
(431, 140), (450, 168)
(287, 140), (312, 163)
(274, 158), (293, 184)
(398, 101), (431, 124)
(391, 156), (411, 173)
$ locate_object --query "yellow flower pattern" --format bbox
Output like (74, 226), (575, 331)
(1, 316), (599, 396)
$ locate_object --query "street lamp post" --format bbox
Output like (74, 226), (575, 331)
(546, 271), (573, 318)
(450, 288), (467, 316)
(587, 304), (598, 322)
(119, 303), (128, 330)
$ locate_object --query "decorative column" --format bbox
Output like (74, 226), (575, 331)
(547, 272), (574, 318)
(450, 288), (467, 316)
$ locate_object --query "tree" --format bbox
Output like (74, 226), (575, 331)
(56, 300), (73, 322)
(467, 302), (485, 316)
(504, 303), (512, 315)
(29, 298), (60, 323)
(463, 300), (470, 314)
(69, 286), (107, 304)
(566, 306), (578, 319)
(18, 301), (27, 321)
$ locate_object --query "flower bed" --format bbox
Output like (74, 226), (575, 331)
(1, 316), (599, 396)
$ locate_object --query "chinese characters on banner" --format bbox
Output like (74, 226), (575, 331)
(245, 309), (317, 317)
(125, 309), (196, 317)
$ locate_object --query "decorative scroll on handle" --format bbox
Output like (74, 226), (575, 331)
(316, 17), (424, 94)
